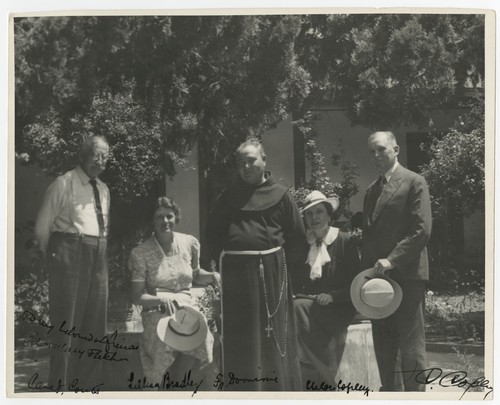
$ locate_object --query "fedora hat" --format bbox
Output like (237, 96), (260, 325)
(301, 190), (340, 213)
(350, 268), (403, 319)
(156, 306), (208, 351)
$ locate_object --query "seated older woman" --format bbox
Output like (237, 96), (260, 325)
(129, 197), (220, 387)
(294, 191), (360, 387)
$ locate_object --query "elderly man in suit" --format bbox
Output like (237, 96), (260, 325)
(362, 131), (432, 391)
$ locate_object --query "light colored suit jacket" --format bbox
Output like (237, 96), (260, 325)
(362, 164), (432, 281)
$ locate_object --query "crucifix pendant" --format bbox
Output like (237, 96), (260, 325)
(265, 319), (273, 338)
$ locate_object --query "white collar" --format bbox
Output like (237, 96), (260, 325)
(152, 232), (176, 257)
(76, 165), (92, 185)
(306, 226), (339, 246)
(384, 159), (399, 183)
(306, 227), (340, 280)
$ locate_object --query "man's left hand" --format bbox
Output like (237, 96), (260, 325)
(373, 258), (394, 277)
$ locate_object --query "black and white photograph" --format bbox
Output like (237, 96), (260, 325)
(4, 2), (495, 402)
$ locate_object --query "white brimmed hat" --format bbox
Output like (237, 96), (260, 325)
(156, 306), (208, 351)
(350, 268), (403, 319)
(301, 190), (340, 213)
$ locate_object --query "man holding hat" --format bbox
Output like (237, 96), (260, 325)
(361, 131), (432, 391)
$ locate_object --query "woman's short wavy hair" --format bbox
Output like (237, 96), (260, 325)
(152, 196), (181, 224)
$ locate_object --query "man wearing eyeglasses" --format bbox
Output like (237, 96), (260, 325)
(34, 135), (111, 390)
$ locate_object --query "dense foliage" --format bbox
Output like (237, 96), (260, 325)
(15, 16), (310, 184)
(295, 14), (484, 127)
(14, 271), (49, 346)
(419, 101), (485, 293)
(425, 291), (484, 343)
(16, 14), (484, 198)
(290, 112), (355, 220)
(14, 14), (485, 298)
(420, 102), (485, 221)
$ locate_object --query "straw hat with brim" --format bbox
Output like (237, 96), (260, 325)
(350, 268), (403, 319)
(156, 306), (208, 352)
(301, 190), (340, 213)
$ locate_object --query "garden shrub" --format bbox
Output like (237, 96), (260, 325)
(425, 291), (484, 342)
(14, 267), (49, 347)
(428, 262), (485, 294)
(195, 283), (221, 335)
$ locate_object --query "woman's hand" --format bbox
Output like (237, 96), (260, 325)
(159, 297), (174, 313)
(193, 268), (221, 287)
(212, 271), (221, 289)
(315, 293), (333, 306)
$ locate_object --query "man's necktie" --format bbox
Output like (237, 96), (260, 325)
(89, 178), (105, 237)
(374, 175), (387, 200)
(369, 175), (387, 220)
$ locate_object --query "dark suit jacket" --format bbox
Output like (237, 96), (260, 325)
(362, 164), (432, 281)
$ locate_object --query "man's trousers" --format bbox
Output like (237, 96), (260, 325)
(371, 279), (427, 391)
(46, 232), (108, 390)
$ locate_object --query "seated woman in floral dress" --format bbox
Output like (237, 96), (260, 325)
(294, 191), (360, 387)
(129, 197), (220, 388)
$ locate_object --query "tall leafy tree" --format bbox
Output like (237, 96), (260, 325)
(418, 100), (485, 291)
(15, 13), (485, 233)
(420, 100), (485, 220)
(15, 13), (485, 297)
(295, 14), (484, 127)
(15, 16), (311, 197)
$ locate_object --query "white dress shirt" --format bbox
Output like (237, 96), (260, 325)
(34, 166), (110, 251)
(384, 159), (399, 183)
(378, 159), (399, 269)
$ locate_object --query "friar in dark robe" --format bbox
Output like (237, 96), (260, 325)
(206, 138), (307, 391)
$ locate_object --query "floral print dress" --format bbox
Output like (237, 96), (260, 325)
(129, 232), (213, 383)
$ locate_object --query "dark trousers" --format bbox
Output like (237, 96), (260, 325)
(294, 299), (352, 387)
(46, 233), (108, 390)
(371, 280), (427, 392)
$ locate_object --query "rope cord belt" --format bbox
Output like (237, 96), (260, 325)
(219, 246), (288, 357)
(220, 246), (282, 256)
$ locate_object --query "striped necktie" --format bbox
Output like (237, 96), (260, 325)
(89, 178), (105, 237)
(369, 175), (387, 220)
